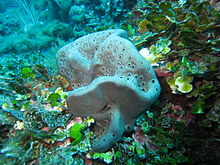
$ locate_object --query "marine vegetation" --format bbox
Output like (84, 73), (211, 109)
(0, 0), (220, 164)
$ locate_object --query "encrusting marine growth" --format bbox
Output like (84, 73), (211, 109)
(56, 29), (161, 152)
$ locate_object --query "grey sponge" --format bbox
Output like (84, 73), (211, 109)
(56, 29), (161, 152)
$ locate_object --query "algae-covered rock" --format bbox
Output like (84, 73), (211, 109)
(68, 5), (87, 23)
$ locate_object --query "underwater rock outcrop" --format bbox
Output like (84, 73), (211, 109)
(56, 29), (161, 152)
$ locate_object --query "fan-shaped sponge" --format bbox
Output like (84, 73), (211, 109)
(56, 29), (161, 152)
